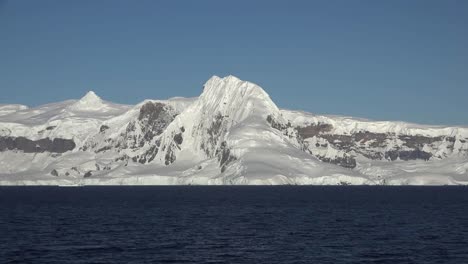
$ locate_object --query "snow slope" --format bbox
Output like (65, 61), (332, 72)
(1, 75), (467, 185)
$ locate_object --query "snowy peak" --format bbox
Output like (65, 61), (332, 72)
(69, 91), (106, 111)
(81, 91), (102, 103)
(77, 91), (103, 106)
(203, 75), (270, 101)
(149, 75), (284, 164)
(199, 75), (279, 121)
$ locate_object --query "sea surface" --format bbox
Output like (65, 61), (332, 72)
(1, 186), (468, 264)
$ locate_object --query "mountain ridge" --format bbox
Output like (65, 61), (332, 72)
(1, 75), (467, 185)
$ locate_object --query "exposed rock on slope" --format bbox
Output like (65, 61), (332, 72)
(0, 137), (75, 153)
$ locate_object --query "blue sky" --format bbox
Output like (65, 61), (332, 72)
(1, 0), (467, 125)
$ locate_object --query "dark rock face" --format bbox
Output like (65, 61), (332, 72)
(198, 112), (228, 158)
(268, 115), (458, 168)
(173, 133), (183, 145)
(97, 101), (176, 153)
(266, 115), (297, 139)
(267, 116), (357, 168)
(313, 132), (445, 162)
(304, 130), (448, 162)
(51, 169), (59, 176)
(133, 115), (184, 165)
(205, 113), (224, 155)
(320, 134), (355, 150)
(139, 102), (165, 121)
(316, 155), (357, 169)
(398, 135), (443, 149)
(217, 141), (236, 173)
(266, 115), (289, 131)
(385, 149), (432, 161)
(99, 125), (110, 133)
(354, 131), (388, 146)
(96, 146), (112, 153)
(138, 140), (161, 164)
(164, 145), (176, 165)
(136, 102), (175, 143)
(197, 115), (238, 172)
(300, 127), (462, 163)
(84, 101), (177, 165)
(297, 123), (333, 138)
(0, 136), (75, 153)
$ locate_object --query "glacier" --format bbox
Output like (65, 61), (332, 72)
(1, 75), (467, 185)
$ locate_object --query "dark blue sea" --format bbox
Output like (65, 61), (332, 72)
(1, 186), (468, 264)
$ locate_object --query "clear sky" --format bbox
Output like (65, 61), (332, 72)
(1, 0), (467, 125)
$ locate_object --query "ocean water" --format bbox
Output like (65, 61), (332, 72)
(1, 186), (468, 264)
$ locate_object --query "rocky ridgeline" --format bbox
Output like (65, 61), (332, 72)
(267, 114), (467, 169)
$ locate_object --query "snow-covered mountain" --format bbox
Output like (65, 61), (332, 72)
(1, 75), (468, 185)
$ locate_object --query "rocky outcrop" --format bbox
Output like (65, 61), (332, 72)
(297, 123), (333, 138)
(266, 115), (357, 168)
(99, 125), (109, 133)
(202, 112), (225, 156)
(217, 141), (237, 173)
(385, 149), (432, 161)
(266, 114), (464, 169)
(0, 136), (75, 153)
(138, 102), (173, 138)
(82, 101), (178, 164)
(298, 126), (461, 163)
(50, 169), (59, 176)
(125, 102), (177, 148)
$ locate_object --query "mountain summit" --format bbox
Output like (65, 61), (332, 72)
(200, 75), (279, 121)
(69, 91), (105, 111)
(1, 75), (468, 185)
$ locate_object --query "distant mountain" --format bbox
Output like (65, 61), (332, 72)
(1, 75), (467, 185)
